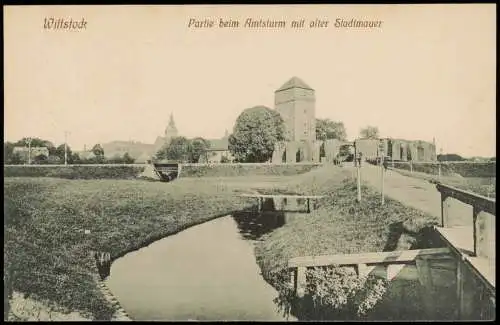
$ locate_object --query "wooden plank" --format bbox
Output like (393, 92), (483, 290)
(435, 226), (474, 254)
(238, 194), (324, 199)
(288, 248), (451, 268)
(434, 226), (495, 295)
(435, 183), (495, 216)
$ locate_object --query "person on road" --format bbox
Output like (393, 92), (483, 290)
(357, 152), (363, 167)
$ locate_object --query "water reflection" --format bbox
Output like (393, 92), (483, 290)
(232, 209), (286, 241)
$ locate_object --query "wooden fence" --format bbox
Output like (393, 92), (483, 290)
(436, 183), (495, 258)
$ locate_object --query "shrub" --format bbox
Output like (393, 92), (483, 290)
(392, 162), (496, 178)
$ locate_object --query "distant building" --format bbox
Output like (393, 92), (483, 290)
(99, 113), (179, 162)
(353, 138), (437, 162)
(199, 130), (234, 163)
(275, 77), (316, 142)
(12, 146), (49, 163)
(272, 77), (321, 163)
(76, 149), (96, 160)
(153, 113), (179, 153)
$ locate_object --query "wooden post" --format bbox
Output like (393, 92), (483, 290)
(357, 165), (362, 202)
(296, 266), (306, 298)
(381, 160), (385, 206)
(306, 198), (311, 213)
(290, 268), (296, 288)
(257, 197), (262, 212)
(410, 160), (413, 173)
(356, 263), (375, 278)
(440, 193), (450, 227)
(473, 205), (479, 257)
(475, 209), (494, 260)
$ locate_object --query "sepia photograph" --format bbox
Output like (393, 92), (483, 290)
(3, 4), (496, 321)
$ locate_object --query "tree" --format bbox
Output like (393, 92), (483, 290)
(91, 144), (105, 163)
(437, 153), (465, 162)
(55, 144), (73, 163)
(4, 142), (16, 164)
(359, 126), (380, 139)
(316, 119), (347, 141)
(70, 153), (81, 164)
(187, 138), (210, 163)
(155, 136), (191, 162)
(228, 105), (285, 163)
(15, 137), (56, 155)
(33, 154), (48, 165)
(122, 152), (135, 164)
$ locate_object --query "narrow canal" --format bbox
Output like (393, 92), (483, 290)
(105, 211), (293, 321)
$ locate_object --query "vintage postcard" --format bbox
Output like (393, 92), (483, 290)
(4, 4), (496, 322)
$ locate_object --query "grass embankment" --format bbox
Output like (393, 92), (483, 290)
(390, 168), (496, 198)
(392, 161), (496, 178)
(181, 163), (319, 177)
(252, 166), (447, 320)
(4, 176), (271, 320)
(3, 163), (319, 180)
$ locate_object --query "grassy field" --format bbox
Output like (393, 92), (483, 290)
(390, 168), (496, 198)
(4, 165), (449, 320)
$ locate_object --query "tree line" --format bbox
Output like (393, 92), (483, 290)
(4, 138), (134, 165)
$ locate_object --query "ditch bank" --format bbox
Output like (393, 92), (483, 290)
(3, 163), (320, 179)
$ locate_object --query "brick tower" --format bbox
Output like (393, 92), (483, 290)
(274, 77), (316, 142)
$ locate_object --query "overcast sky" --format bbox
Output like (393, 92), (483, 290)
(4, 4), (496, 157)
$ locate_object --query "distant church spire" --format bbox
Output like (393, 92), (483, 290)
(165, 113), (178, 139)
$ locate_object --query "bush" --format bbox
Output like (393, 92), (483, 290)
(392, 161), (496, 177)
(304, 266), (388, 320)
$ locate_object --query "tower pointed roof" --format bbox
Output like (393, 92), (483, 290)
(168, 113), (176, 128)
(165, 113), (178, 138)
(275, 76), (313, 92)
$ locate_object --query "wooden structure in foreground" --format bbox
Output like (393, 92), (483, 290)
(435, 182), (495, 319)
(286, 183), (496, 320)
(288, 248), (451, 300)
(238, 194), (324, 213)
